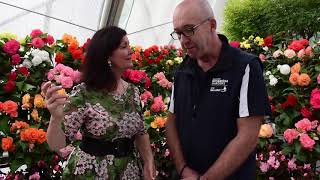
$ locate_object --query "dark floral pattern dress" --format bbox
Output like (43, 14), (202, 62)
(61, 83), (145, 180)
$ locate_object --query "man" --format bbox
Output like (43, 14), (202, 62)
(165, 0), (271, 179)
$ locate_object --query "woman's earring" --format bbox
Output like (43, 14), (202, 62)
(108, 59), (112, 68)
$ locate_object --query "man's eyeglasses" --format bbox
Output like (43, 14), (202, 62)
(170, 18), (210, 40)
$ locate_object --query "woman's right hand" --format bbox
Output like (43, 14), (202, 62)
(42, 81), (69, 121)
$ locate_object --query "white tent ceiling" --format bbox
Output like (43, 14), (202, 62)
(0, 0), (227, 48)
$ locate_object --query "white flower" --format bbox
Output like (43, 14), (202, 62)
(174, 57), (183, 64)
(263, 46), (269, 51)
(269, 77), (278, 86)
(31, 56), (42, 66)
(265, 71), (271, 76)
(164, 97), (171, 104)
(38, 50), (50, 62)
(31, 49), (41, 57)
(269, 75), (275, 79)
(22, 59), (32, 68)
(273, 50), (283, 58)
(277, 65), (282, 70)
(279, 64), (290, 75)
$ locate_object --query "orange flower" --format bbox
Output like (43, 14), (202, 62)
(298, 73), (311, 86)
(37, 129), (46, 144)
(62, 34), (73, 44)
(20, 130), (28, 141)
(57, 88), (66, 95)
(259, 124), (273, 138)
(290, 63), (301, 74)
(69, 39), (79, 48)
(22, 93), (32, 109)
(134, 46), (142, 53)
(144, 110), (151, 117)
(1, 100), (18, 117)
(154, 116), (167, 128)
(1, 136), (14, 152)
(28, 128), (39, 144)
(289, 73), (299, 86)
(11, 120), (29, 132)
(34, 94), (45, 108)
(31, 109), (40, 122)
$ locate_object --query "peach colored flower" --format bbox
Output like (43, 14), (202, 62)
(290, 63), (301, 74)
(297, 49), (305, 59)
(22, 93), (32, 109)
(259, 124), (273, 138)
(31, 109), (40, 122)
(299, 134), (315, 150)
(259, 54), (266, 61)
(289, 73), (299, 86)
(154, 116), (167, 128)
(154, 72), (166, 81)
(284, 49), (296, 58)
(273, 50), (283, 58)
(295, 118), (312, 132)
(10, 121), (29, 132)
(37, 129), (46, 144)
(144, 110), (151, 117)
(150, 96), (165, 112)
(298, 73), (311, 86)
(59, 145), (75, 158)
(34, 94), (45, 108)
(283, 129), (299, 144)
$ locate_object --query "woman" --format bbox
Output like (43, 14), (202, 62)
(42, 26), (156, 179)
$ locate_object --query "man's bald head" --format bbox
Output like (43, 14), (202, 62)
(173, 0), (214, 23)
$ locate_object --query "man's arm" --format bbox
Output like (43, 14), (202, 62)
(165, 113), (199, 178)
(201, 116), (263, 180)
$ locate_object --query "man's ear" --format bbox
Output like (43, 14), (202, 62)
(209, 18), (217, 30)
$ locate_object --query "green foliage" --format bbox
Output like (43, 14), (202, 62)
(223, 0), (320, 40)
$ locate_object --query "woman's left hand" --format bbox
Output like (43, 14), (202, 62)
(143, 161), (156, 180)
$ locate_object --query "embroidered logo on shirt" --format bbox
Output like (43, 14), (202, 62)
(210, 78), (228, 92)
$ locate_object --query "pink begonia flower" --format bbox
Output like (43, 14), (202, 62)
(150, 96), (165, 112)
(29, 172), (40, 180)
(317, 74), (320, 84)
(311, 120), (318, 129)
(59, 76), (73, 88)
(305, 46), (313, 57)
(288, 158), (297, 171)
(158, 79), (172, 89)
(72, 70), (81, 83)
(154, 72), (166, 81)
(299, 134), (315, 150)
(317, 125), (320, 133)
(284, 49), (296, 59)
(47, 71), (55, 81)
(310, 88), (320, 109)
(259, 54), (266, 61)
(74, 131), (82, 140)
(259, 162), (269, 172)
(304, 164), (311, 170)
(297, 49), (305, 59)
(3, 39), (20, 55)
(283, 129), (299, 144)
(61, 66), (74, 76)
(295, 118), (312, 132)
(30, 29), (43, 38)
(32, 38), (45, 48)
(140, 91), (154, 103)
(273, 50), (283, 58)
(59, 145), (75, 159)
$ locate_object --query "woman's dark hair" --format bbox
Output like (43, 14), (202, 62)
(81, 26), (127, 91)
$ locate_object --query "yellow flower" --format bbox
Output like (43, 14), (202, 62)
(22, 94), (31, 105)
(244, 43), (251, 49)
(19, 38), (26, 45)
(144, 110), (151, 117)
(254, 37), (264, 46)
(31, 109), (40, 122)
(150, 121), (157, 129)
(259, 124), (273, 138)
(174, 57), (183, 64)
(0, 32), (17, 40)
(166, 60), (174, 66)
(248, 35), (254, 40)
(34, 94), (45, 108)
(57, 89), (66, 95)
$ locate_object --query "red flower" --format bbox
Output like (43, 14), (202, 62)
(18, 67), (30, 77)
(263, 35), (273, 47)
(230, 41), (240, 48)
(3, 80), (16, 92)
(288, 40), (305, 51)
(81, 38), (91, 51)
(301, 107), (312, 118)
(8, 72), (17, 81)
(299, 39), (309, 46)
(30, 29), (43, 38)
(145, 77), (151, 89)
(144, 49), (151, 57)
(55, 52), (65, 63)
(128, 70), (147, 83)
(71, 49), (83, 60)
(281, 95), (297, 109)
(46, 35), (55, 45)
(32, 38), (45, 48)
(3, 40), (20, 55)
(271, 105), (276, 113)
(11, 54), (21, 65)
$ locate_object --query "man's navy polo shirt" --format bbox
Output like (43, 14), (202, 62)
(169, 35), (271, 179)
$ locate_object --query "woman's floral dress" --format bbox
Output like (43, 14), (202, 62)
(61, 83), (146, 180)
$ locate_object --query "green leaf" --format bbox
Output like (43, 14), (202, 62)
(0, 117), (10, 134)
(22, 84), (36, 92)
(315, 64), (320, 72)
(281, 144), (292, 155)
(10, 158), (24, 172)
(294, 141), (301, 154)
(296, 153), (306, 162)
